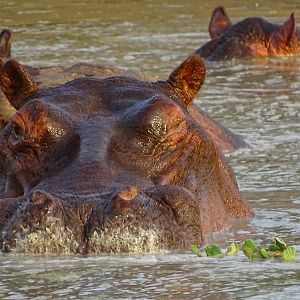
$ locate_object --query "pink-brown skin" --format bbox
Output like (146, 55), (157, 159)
(197, 6), (300, 60)
(0, 55), (253, 253)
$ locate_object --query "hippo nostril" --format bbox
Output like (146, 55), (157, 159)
(106, 187), (144, 219)
(31, 190), (59, 207)
(31, 190), (49, 204)
(117, 186), (140, 201)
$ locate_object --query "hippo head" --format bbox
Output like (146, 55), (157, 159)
(197, 6), (300, 60)
(0, 29), (11, 60)
(0, 55), (253, 253)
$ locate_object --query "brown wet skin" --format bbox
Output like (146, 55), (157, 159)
(0, 55), (253, 253)
(197, 6), (300, 60)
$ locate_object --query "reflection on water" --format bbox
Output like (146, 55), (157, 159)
(1, 253), (300, 299)
(1, 0), (300, 298)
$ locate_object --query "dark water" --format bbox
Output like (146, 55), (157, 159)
(0, 0), (300, 299)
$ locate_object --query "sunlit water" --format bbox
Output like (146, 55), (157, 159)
(0, 0), (300, 299)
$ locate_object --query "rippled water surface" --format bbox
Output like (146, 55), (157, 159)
(1, 0), (300, 299)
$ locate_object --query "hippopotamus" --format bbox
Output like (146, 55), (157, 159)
(197, 6), (300, 60)
(0, 54), (253, 253)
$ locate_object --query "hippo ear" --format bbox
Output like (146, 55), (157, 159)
(209, 6), (232, 39)
(167, 54), (206, 105)
(278, 13), (297, 42)
(0, 29), (11, 58)
(0, 59), (38, 110)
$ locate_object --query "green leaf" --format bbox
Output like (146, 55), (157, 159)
(205, 244), (224, 258)
(243, 239), (259, 253)
(226, 242), (240, 256)
(283, 246), (297, 262)
(259, 247), (269, 259)
(272, 237), (287, 251)
(243, 246), (255, 261)
(190, 238), (297, 263)
(190, 245), (203, 257)
(268, 244), (281, 252)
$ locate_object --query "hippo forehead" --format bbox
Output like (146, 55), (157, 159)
(37, 76), (183, 117)
(31, 76), (196, 143)
(59, 77), (200, 146)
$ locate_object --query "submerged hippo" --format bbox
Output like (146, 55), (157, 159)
(197, 6), (300, 60)
(0, 54), (253, 253)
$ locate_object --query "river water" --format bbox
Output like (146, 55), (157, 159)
(0, 0), (300, 299)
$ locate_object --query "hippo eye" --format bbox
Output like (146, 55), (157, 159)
(12, 123), (24, 140)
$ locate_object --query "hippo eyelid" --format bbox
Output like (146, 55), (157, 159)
(11, 122), (24, 140)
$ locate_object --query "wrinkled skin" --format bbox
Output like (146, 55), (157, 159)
(0, 55), (253, 253)
(197, 6), (300, 60)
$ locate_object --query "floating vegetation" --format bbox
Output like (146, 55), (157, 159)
(191, 237), (297, 262)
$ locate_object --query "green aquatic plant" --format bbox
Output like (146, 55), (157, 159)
(268, 237), (287, 252)
(243, 239), (259, 252)
(242, 239), (259, 261)
(282, 246), (297, 262)
(226, 242), (240, 256)
(259, 247), (269, 259)
(205, 244), (224, 258)
(191, 237), (297, 263)
(272, 237), (287, 250)
(191, 244), (203, 257)
(267, 236), (289, 257)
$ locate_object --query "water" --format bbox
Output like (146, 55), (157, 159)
(0, 0), (300, 298)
